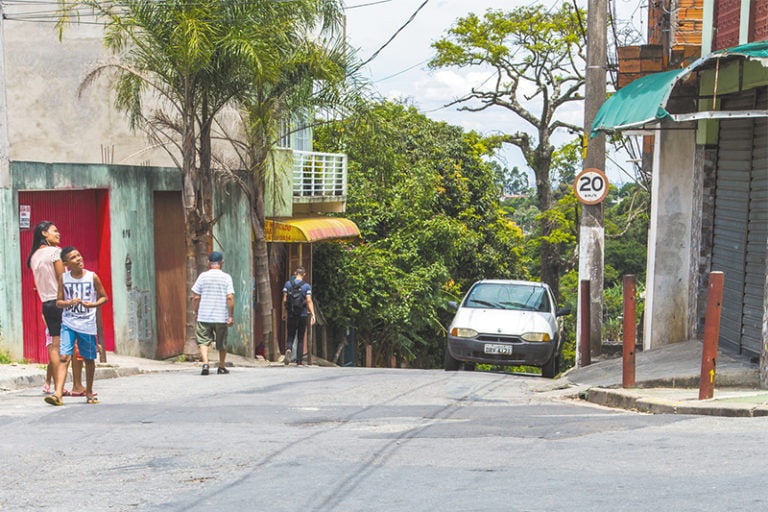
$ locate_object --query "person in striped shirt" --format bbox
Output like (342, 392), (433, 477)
(191, 251), (235, 375)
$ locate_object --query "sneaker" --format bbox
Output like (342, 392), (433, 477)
(201, 364), (210, 376)
(284, 349), (291, 366)
(217, 366), (229, 374)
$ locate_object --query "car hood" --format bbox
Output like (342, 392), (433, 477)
(450, 308), (556, 336)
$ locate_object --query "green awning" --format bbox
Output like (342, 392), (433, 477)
(591, 68), (687, 134)
(591, 40), (768, 136)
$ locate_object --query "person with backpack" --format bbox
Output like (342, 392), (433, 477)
(282, 266), (315, 366)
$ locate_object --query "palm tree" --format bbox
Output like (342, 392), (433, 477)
(58, 0), (364, 358)
(218, 3), (366, 360)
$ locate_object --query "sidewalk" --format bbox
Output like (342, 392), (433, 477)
(553, 339), (768, 417)
(0, 350), (276, 394)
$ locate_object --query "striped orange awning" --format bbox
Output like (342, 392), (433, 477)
(265, 217), (361, 243)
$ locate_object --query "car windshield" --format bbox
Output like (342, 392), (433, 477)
(464, 283), (550, 312)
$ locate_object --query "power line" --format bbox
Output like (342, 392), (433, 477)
(372, 57), (428, 83)
(352, 0), (430, 72)
(345, 0), (392, 9)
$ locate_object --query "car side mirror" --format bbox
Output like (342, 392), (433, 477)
(556, 306), (571, 317)
(447, 301), (459, 312)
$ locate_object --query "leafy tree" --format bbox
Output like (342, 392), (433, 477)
(313, 100), (528, 367)
(494, 163), (530, 196)
(429, 3), (586, 296)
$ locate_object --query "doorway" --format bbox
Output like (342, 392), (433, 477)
(153, 191), (186, 359)
(19, 190), (115, 363)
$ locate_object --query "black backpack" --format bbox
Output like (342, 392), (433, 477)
(286, 280), (307, 316)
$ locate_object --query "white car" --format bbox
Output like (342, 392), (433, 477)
(445, 280), (570, 377)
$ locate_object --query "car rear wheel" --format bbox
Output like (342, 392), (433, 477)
(541, 350), (559, 378)
(444, 348), (460, 371)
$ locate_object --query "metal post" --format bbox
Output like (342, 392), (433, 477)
(699, 272), (724, 400)
(579, 280), (592, 367)
(306, 321), (313, 366)
(622, 275), (636, 387)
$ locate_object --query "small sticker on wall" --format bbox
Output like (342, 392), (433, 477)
(19, 205), (31, 229)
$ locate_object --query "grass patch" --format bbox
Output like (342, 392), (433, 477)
(0, 350), (30, 365)
(476, 364), (541, 375)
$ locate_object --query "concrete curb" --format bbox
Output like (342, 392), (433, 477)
(581, 387), (768, 417)
(0, 363), (187, 393)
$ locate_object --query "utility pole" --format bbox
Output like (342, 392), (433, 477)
(0, 2), (10, 189)
(578, 0), (607, 363)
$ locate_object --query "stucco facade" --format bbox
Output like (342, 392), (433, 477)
(5, 14), (175, 167)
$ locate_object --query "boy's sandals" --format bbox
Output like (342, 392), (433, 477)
(70, 391), (97, 397)
(86, 395), (100, 404)
(44, 395), (63, 406)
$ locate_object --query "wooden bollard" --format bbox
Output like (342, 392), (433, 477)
(699, 272), (724, 400)
(622, 275), (636, 388)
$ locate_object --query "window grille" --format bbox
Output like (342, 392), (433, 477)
(292, 150), (347, 198)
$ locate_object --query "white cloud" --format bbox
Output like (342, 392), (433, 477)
(414, 69), (495, 102)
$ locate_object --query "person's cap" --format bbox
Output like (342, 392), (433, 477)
(209, 251), (224, 263)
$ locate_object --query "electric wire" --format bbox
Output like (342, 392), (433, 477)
(351, 0), (430, 73)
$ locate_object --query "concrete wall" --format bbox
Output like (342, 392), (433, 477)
(4, 162), (178, 359)
(4, 11), (175, 167)
(0, 161), (255, 359)
(644, 122), (700, 349)
(0, 188), (23, 360)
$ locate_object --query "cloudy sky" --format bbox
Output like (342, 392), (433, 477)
(344, 0), (646, 184)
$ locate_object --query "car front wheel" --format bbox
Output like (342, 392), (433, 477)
(444, 347), (460, 371)
(541, 350), (559, 378)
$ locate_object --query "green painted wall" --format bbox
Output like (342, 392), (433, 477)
(1, 161), (255, 360)
(700, 59), (768, 96)
(0, 187), (24, 360)
(264, 148), (293, 218)
(696, 60), (768, 145)
(214, 182), (254, 356)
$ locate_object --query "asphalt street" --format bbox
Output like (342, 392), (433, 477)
(1, 367), (767, 511)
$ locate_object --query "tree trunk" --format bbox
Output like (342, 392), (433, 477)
(533, 143), (560, 296)
(180, 97), (211, 357)
(247, 171), (278, 361)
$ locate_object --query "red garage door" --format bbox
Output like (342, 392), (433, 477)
(19, 190), (115, 362)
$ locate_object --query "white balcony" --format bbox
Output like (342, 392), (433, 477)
(292, 150), (347, 203)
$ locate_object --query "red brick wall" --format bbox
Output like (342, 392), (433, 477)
(714, 0), (742, 51)
(751, 0), (768, 42)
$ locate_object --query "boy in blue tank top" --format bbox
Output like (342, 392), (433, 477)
(46, 246), (109, 406)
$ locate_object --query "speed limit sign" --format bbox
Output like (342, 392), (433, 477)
(573, 168), (609, 205)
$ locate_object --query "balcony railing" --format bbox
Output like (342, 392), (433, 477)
(292, 150), (347, 200)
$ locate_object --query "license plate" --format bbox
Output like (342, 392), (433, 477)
(484, 344), (513, 355)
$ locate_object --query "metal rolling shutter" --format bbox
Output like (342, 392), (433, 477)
(742, 116), (767, 355)
(711, 116), (752, 352)
(711, 91), (767, 356)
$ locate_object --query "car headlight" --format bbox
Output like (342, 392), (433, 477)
(450, 327), (478, 338)
(521, 332), (551, 342)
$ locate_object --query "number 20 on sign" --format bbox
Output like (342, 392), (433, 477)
(573, 168), (609, 205)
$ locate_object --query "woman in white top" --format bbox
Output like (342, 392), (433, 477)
(27, 221), (85, 395)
